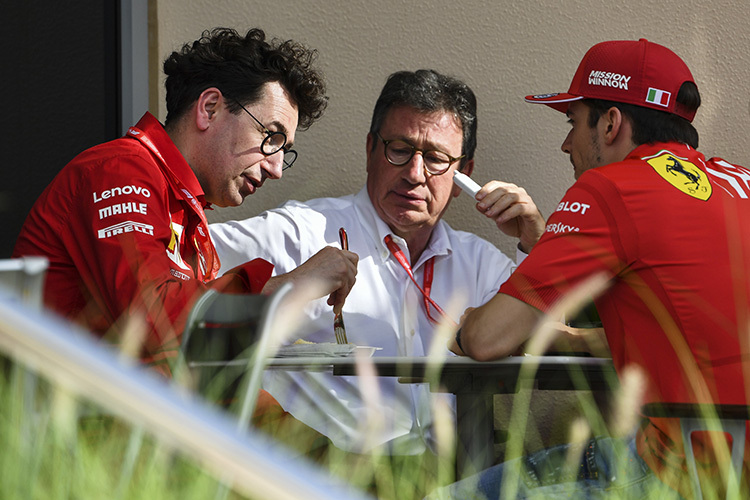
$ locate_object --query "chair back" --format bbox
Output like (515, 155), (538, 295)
(182, 289), (269, 364)
(180, 283), (295, 422)
(642, 402), (749, 500)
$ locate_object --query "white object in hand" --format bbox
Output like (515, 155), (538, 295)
(453, 171), (481, 198)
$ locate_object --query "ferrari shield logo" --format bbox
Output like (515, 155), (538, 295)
(645, 151), (712, 201)
(166, 221), (191, 270)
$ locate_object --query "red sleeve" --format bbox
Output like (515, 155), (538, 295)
(499, 171), (636, 312)
(210, 259), (274, 294)
(42, 150), (273, 365)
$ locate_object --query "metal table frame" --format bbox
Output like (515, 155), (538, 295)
(265, 355), (616, 477)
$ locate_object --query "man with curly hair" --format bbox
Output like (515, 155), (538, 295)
(13, 28), (356, 374)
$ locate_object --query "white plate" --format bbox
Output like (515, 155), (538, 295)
(275, 343), (381, 358)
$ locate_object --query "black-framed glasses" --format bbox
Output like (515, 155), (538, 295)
(376, 133), (464, 176)
(235, 100), (297, 170)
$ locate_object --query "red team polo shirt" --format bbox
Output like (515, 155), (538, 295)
(13, 113), (272, 371)
(500, 142), (750, 490)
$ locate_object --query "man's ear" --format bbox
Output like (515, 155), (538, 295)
(365, 132), (376, 175)
(602, 106), (624, 146)
(452, 159), (475, 198)
(195, 88), (222, 131)
(365, 132), (374, 157)
(460, 159), (475, 177)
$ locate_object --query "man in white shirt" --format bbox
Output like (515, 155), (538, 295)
(210, 69), (545, 456)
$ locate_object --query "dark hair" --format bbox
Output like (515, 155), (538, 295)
(585, 81), (701, 148)
(162, 27), (327, 129)
(369, 69), (477, 168)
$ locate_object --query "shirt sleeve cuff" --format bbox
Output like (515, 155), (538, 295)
(515, 243), (529, 266)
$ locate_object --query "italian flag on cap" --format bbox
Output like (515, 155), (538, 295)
(646, 87), (671, 107)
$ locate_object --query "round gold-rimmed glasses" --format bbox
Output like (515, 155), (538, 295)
(376, 133), (464, 175)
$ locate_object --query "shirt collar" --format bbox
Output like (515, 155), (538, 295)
(353, 187), (452, 269)
(132, 112), (209, 208)
(628, 141), (698, 163)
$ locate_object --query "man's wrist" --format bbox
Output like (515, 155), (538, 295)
(455, 328), (464, 353)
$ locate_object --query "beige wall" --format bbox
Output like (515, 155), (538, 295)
(154, 0), (750, 258)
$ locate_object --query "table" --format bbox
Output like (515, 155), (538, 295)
(265, 355), (616, 477)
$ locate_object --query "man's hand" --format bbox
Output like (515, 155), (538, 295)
(262, 247), (358, 313)
(546, 323), (610, 358)
(474, 181), (545, 253)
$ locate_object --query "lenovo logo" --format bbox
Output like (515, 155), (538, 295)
(93, 185), (152, 203)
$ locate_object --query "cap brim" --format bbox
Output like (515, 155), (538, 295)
(524, 93), (584, 113)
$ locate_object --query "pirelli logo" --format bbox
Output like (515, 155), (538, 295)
(98, 221), (155, 239)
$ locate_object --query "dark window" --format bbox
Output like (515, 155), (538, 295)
(0, 1), (120, 257)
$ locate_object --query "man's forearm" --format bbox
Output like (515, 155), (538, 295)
(455, 293), (542, 361)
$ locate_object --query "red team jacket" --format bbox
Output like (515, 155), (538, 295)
(13, 113), (273, 371)
(500, 142), (750, 493)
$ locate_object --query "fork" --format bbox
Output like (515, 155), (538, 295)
(333, 227), (349, 344)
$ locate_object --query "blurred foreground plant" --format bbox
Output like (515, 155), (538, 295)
(0, 361), (246, 500)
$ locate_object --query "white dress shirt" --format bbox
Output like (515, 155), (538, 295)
(210, 187), (522, 454)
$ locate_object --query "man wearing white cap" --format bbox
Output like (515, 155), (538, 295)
(433, 39), (750, 499)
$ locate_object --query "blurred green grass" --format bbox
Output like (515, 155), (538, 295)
(0, 362), (250, 500)
(0, 330), (737, 500)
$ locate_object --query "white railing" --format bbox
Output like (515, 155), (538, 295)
(0, 296), (372, 500)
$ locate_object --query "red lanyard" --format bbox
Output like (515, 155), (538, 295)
(383, 235), (455, 326)
(126, 126), (219, 282)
